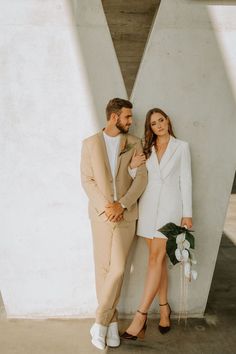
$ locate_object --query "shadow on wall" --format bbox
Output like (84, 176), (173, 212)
(67, 0), (127, 132)
(231, 172), (236, 194)
(206, 233), (236, 320)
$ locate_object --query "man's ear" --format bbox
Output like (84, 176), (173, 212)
(110, 112), (117, 123)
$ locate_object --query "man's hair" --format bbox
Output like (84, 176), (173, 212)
(106, 98), (133, 121)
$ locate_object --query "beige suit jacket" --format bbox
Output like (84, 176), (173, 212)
(80, 130), (148, 222)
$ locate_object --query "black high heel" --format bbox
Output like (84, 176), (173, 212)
(159, 303), (171, 334)
(121, 310), (148, 340)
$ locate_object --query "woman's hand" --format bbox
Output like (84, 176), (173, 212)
(130, 149), (146, 169)
(181, 217), (193, 229)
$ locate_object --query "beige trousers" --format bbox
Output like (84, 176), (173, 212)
(90, 219), (136, 326)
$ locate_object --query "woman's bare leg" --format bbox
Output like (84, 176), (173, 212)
(144, 247), (170, 326)
(158, 256), (168, 303)
(125, 238), (167, 335)
(157, 256), (170, 326)
(148, 241), (170, 326)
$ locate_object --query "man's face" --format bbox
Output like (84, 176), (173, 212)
(115, 108), (133, 134)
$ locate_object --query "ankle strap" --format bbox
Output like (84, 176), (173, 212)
(137, 309), (148, 316)
(159, 303), (168, 306)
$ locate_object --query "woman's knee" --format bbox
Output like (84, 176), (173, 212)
(148, 249), (166, 266)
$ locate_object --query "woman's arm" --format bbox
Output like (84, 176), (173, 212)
(128, 149), (146, 179)
(119, 140), (147, 210)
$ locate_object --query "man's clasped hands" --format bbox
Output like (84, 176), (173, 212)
(105, 202), (124, 223)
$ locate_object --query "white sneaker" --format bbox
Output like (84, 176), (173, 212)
(90, 323), (108, 350)
(106, 322), (120, 347)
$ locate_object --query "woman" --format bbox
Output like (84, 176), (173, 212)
(121, 108), (193, 340)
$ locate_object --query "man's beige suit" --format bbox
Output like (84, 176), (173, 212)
(81, 130), (147, 325)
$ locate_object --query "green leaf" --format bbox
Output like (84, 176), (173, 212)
(185, 231), (195, 249)
(158, 223), (186, 238)
(158, 223), (196, 265)
(166, 237), (179, 265)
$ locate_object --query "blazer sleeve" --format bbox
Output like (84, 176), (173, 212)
(180, 142), (192, 217)
(80, 140), (107, 215)
(119, 140), (147, 210)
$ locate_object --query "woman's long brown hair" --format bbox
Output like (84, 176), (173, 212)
(143, 108), (176, 159)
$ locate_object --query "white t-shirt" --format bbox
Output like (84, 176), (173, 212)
(103, 131), (137, 204)
(103, 132), (120, 201)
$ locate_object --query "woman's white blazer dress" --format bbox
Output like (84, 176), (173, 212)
(137, 136), (192, 239)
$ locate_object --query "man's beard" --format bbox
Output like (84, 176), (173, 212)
(116, 118), (130, 134)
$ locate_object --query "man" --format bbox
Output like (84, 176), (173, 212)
(80, 98), (147, 349)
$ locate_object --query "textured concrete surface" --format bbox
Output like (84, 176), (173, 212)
(0, 234), (235, 354)
(127, 0), (236, 316)
(0, 0), (126, 318)
(101, 0), (161, 96)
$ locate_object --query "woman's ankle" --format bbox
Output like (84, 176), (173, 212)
(137, 309), (148, 316)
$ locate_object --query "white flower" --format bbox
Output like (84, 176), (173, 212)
(182, 249), (189, 262)
(191, 270), (198, 280)
(176, 233), (185, 244)
(183, 240), (190, 250)
(189, 250), (197, 264)
(184, 262), (191, 278)
(175, 248), (183, 261)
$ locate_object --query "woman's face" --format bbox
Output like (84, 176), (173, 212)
(150, 112), (169, 137)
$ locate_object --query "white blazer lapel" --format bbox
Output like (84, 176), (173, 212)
(160, 136), (181, 177)
(150, 145), (161, 177)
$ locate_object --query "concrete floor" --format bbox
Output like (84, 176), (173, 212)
(0, 233), (235, 354)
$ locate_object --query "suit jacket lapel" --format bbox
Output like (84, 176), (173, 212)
(98, 130), (113, 178)
(115, 134), (127, 177)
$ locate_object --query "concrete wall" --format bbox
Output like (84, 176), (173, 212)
(0, 0), (236, 318)
(101, 0), (160, 96)
(121, 0), (236, 315)
(0, 0), (126, 317)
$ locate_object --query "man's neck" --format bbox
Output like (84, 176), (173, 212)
(104, 126), (120, 137)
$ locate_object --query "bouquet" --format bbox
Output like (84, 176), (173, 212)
(158, 222), (197, 281)
(158, 222), (198, 321)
